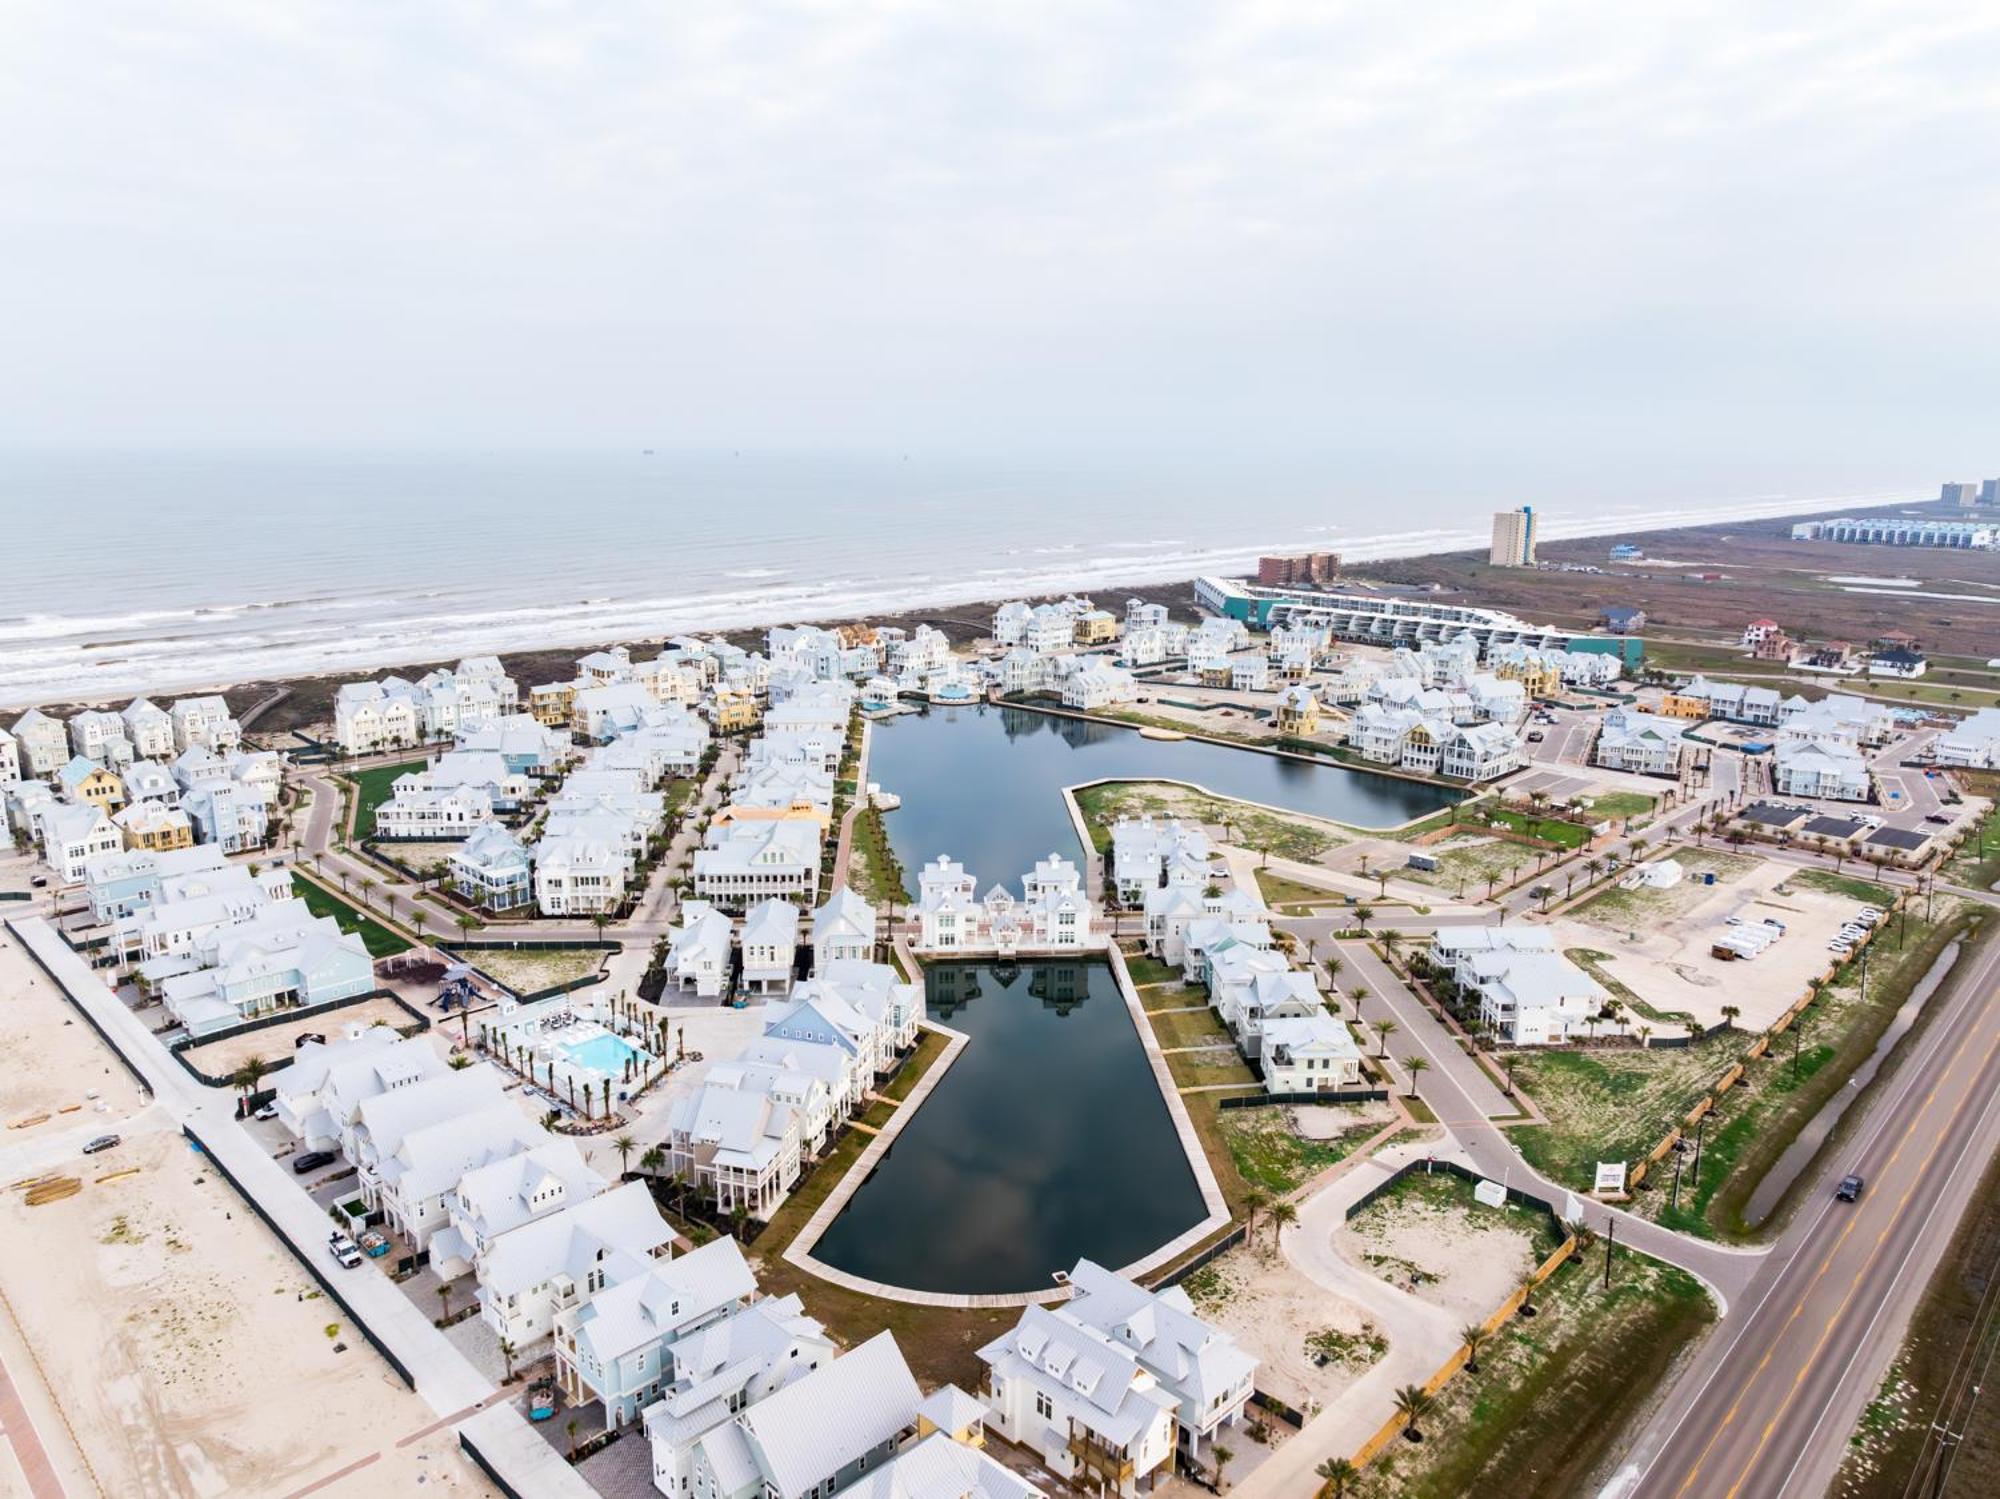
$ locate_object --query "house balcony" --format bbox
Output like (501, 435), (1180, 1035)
(1067, 1429), (1136, 1490)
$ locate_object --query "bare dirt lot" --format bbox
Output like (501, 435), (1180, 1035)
(1338, 1172), (1546, 1323)
(1181, 1242), (1381, 1416)
(178, 994), (421, 1080)
(0, 937), (145, 1130)
(1553, 851), (1865, 1030)
(0, 1129), (498, 1498)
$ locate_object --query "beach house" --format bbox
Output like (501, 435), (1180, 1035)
(169, 696), (241, 754)
(665, 900), (735, 999)
(273, 1026), (444, 1153)
(10, 710), (69, 778)
(1593, 707), (1689, 777)
(468, 1181), (674, 1345)
(811, 885), (877, 967)
(534, 836), (629, 916)
(39, 803), (123, 883)
(1260, 1014), (1365, 1093)
(115, 799), (195, 852)
(448, 823), (535, 911)
(739, 898), (801, 995)
(120, 699), (176, 759)
(554, 1236), (759, 1427)
(692, 820), (821, 910)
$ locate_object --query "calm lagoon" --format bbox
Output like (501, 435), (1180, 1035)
(867, 703), (1457, 890)
(810, 959), (1206, 1295)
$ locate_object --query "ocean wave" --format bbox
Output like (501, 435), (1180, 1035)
(0, 484), (1921, 706)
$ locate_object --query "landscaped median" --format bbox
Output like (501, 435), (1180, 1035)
(290, 870), (413, 958)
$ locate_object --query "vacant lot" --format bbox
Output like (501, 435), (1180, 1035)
(0, 936), (146, 1128)
(1181, 1240), (1383, 1414)
(1397, 833), (1540, 894)
(1555, 851), (1860, 1030)
(1355, 1243), (1714, 1499)
(466, 945), (608, 996)
(1340, 1171), (1556, 1321)
(1219, 1101), (1393, 1196)
(1509, 1038), (1744, 1192)
(0, 1129), (496, 1498)
(1073, 781), (1346, 860)
(180, 994), (420, 1079)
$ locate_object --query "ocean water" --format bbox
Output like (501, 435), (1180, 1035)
(0, 448), (1916, 707)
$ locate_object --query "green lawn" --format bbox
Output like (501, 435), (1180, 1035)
(344, 759), (429, 840)
(1149, 1004), (1233, 1051)
(1120, 949), (1182, 987)
(1785, 868), (1896, 906)
(291, 873), (411, 957)
(1488, 808), (1593, 848)
(1167, 1047), (1258, 1088)
(1218, 1104), (1386, 1196)
(1588, 790), (1658, 821)
(1072, 781), (1343, 858)
(1255, 869), (1345, 908)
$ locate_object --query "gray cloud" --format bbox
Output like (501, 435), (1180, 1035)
(2, 1), (1997, 469)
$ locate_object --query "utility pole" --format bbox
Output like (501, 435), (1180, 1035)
(1691, 1112), (1707, 1191)
(1669, 1138), (1686, 1212)
(1603, 1216), (1616, 1289)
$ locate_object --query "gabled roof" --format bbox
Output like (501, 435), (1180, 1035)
(737, 1331), (922, 1499)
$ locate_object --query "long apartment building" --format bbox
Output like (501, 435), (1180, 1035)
(1192, 576), (1641, 669)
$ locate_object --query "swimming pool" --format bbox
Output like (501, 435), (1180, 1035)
(562, 1032), (650, 1079)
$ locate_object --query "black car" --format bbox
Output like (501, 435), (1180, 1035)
(292, 1150), (337, 1174)
(1836, 1174), (1865, 1202)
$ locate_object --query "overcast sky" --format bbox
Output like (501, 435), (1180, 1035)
(4, 2), (1998, 472)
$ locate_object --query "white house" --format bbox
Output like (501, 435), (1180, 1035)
(39, 803), (123, 883)
(811, 885), (877, 967)
(644, 1294), (840, 1499)
(1061, 1259), (1259, 1462)
(1773, 740), (1871, 802)
(169, 696), (241, 754)
(660, 1083), (803, 1220)
(0, 725), (19, 784)
(993, 601), (1033, 648)
(446, 1140), (607, 1275)
(689, 1330), (924, 1499)
(11, 710), (69, 778)
(366, 1102), (547, 1250)
(375, 782), (494, 840)
(449, 823), (535, 911)
(273, 1027), (444, 1153)
(1021, 852), (1092, 948)
(534, 836), (629, 916)
(120, 699), (177, 760)
(469, 1181), (673, 1345)
(1110, 816), (1213, 905)
(1430, 928), (1608, 1045)
(979, 1304), (1179, 1497)
(1594, 708), (1688, 777)
(666, 899), (735, 999)
(692, 820), (821, 910)
(918, 855), (981, 951)
(555, 1236), (759, 1427)
(67, 710), (127, 763)
(1065, 664), (1140, 711)
(739, 898), (800, 996)
(1259, 1014), (1365, 1093)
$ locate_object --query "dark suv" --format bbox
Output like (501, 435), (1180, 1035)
(1836, 1174), (1864, 1202)
(292, 1150), (337, 1175)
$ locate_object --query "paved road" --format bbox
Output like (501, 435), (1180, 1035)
(1603, 913), (2000, 1499)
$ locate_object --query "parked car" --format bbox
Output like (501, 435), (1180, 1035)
(1836, 1174), (1865, 1202)
(294, 1032), (326, 1049)
(253, 1103), (279, 1121)
(82, 1134), (120, 1154)
(1526, 731), (1545, 742)
(30, 876), (48, 888)
(328, 1233), (364, 1269)
(292, 1150), (336, 1174)
(1925, 813), (1951, 825)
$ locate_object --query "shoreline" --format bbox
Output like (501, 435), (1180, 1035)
(5, 488), (1919, 721)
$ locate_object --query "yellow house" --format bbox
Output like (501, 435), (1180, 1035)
(60, 761), (126, 814)
(1275, 685), (1322, 736)
(1073, 610), (1119, 646)
(711, 797), (829, 832)
(1493, 655), (1562, 699)
(116, 801), (194, 851)
(1659, 692), (1708, 719)
(1200, 662), (1233, 688)
(529, 680), (577, 727)
(710, 686), (760, 733)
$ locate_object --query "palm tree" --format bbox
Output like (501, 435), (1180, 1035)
(499, 1338), (517, 1382)
(1241, 1186), (1270, 1240)
(566, 1418), (579, 1461)
(1321, 952), (1344, 988)
(1375, 870), (1391, 898)
(614, 1134), (637, 1177)
(640, 1145), (666, 1178)
(1375, 1018), (1398, 1058)
(1353, 903), (1374, 934)
(1315, 1458), (1358, 1499)
(1531, 882), (1555, 913)
(1459, 1323), (1492, 1373)
(1393, 1383), (1434, 1441)
(1267, 1198), (1298, 1247)
(437, 1279), (454, 1323)
(448, 1053), (473, 1070)
(1516, 1267), (1540, 1317)
(1379, 927), (1404, 962)
(1720, 1004), (1741, 1031)
(359, 875), (376, 910)
(1402, 1055), (1429, 1097)
(234, 1055), (268, 1110)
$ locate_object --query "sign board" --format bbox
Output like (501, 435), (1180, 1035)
(1594, 1161), (1628, 1195)
(1473, 1178), (1508, 1209)
(1562, 1191), (1586, 1225)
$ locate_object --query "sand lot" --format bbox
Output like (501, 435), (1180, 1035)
(0, 936), (145, 1129)
(179, 994), (422, 1080)
(0, 1129), (497, 1498)
(1338, 1177), (1540, 1321)
(1554, 853), (1865, 1030)
(1184, 1243), (1380, 1415)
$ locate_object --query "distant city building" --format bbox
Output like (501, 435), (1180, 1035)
(1942, 480), (1980, 507)
(1489, 506), (1537, 567)
(1256, 551), (1342, 586)
(1982, 478), (2000, 506)
(1608, 542), (1644, 561)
